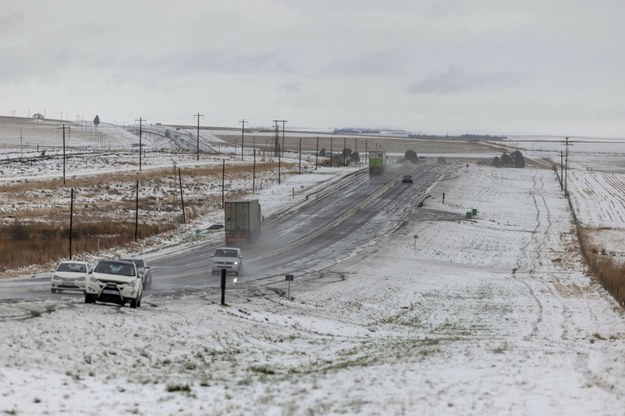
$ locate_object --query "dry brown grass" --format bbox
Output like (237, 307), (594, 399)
(0, 160), (297, 272)
(0, 221), (175, 271)
(578, 226), (625, 305)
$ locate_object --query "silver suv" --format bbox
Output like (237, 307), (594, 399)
(211, 247), (243, 275)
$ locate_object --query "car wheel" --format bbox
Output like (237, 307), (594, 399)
(130, 298), (138, 308)
(84, 294), (95, 304)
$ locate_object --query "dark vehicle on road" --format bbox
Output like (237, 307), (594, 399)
(402, 175), (413, 183)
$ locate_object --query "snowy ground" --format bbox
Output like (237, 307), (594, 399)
(2, 150), (625, 415)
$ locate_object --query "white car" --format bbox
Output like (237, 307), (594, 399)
(85, 259), (143, 308)
(50, 260), (92, 293)
(211, 247), (243, 275)
(118, 257), (152, 289)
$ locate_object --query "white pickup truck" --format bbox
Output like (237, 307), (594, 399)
(211, 247), (243, 275)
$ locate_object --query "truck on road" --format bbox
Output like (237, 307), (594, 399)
(369, 151), (386, 175)
(224, 199), (261, 244)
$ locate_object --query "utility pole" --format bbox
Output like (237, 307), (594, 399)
(560, 151), (564, 191)
(252, 149), (257, 193)
(281, 120), (287, 157)
(239, 119), (248, 160)
(272, 120), (280, 157)
(57, 124), (71, 184)
(135, 117), (145, 171)
(194, 113), (203, 161)
(274, 119), (287, 157)
(272, 120), (284, 185)
(315, 137), (319, 170)
(563, 137), (572, 196)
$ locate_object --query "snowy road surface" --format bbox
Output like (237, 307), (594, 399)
(1, 163), (625, 415)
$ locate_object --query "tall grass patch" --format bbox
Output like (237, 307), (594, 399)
(578, 226), (625, 305)
(0, 221), (174, 271)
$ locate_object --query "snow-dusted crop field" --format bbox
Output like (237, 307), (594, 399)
(1, 120), (625, 415)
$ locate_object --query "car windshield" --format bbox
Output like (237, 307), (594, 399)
(95, 261), (135, 276)
(215, 249), (239, 257)
(57, 263), (86, 273)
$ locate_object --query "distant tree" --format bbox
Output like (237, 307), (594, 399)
(437, 157), (447, 164)
(349, 151), (360, 164)
(500, 152), (513, 166)
(93, 115), (100, 127)
(319, 148), (326, 157)
(405, 150), (418, 163)
(492, 156), (501, 167)
(512, 150), (525, 168)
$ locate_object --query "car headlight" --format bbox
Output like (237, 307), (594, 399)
(233, 261), (238, 266)
(77, 276), (86, 282)
(51, 274), (60, 281)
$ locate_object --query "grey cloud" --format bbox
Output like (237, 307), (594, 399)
(0, 11), (25, 35)
(280, 82), (302, 93)
(315, 50), (402, 77)
(409, 65), (523, 94)
(146, 49), (293, 75)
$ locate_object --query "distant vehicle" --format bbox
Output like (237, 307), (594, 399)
(85, 259), (143, 308)
(369, 151), (386, 175)
(211, 247), (243, 275)
(51, 260), (92, 293)
(402, 175), (413, 184)
(118, 257), (152, 289)
(224, 199), (261, 244)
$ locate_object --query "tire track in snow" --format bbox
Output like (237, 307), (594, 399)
(511, 172), (569, 341)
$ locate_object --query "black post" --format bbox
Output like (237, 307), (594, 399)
(343, 136), (347, 167)
(299, 137), (302, 174)
(330, 137), (333, 167)
(220, 268), (227, 306)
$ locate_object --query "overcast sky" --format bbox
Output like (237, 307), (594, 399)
(1, 0), (624, 137)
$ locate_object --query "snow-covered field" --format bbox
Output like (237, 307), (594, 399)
(1, 120), (625, 415)
(2, 162), (625, 414)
